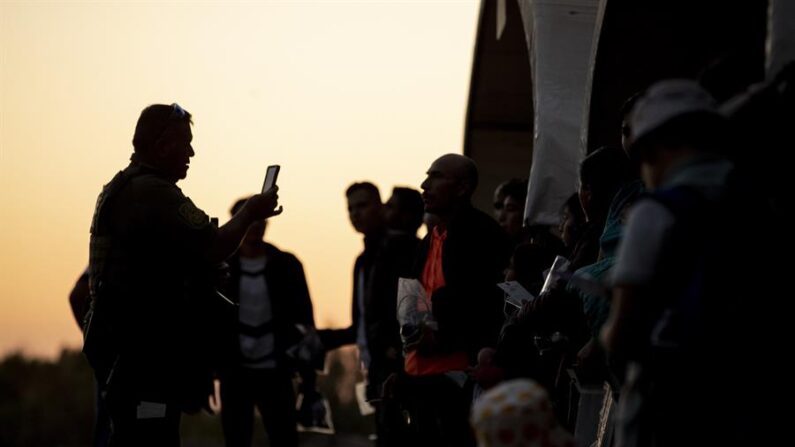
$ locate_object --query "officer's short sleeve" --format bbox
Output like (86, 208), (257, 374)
(610, 199), (675, 287)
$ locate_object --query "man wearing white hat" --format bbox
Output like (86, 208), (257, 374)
(601, 80), (774, 446)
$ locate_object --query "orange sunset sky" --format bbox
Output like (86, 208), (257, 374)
(0, 1), (480, 359)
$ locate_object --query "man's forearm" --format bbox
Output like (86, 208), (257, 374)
(208, 208), (254, 263)
(208, 188), (282, 262)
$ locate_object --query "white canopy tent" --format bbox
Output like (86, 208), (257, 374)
(465, 0), (794, 228)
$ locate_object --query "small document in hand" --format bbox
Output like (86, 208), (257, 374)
(498, 281), (535, 309)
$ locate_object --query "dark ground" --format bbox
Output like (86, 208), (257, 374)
(0, 347), (373, 447)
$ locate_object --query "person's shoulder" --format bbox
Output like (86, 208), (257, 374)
(384, 232), (420, 248)
(264, 242), (285, 257)
(630, 197), (674, 218)
(265, 243), (301, 265)
(469, 206), (508, 243)
(125, 171), (182, 202)
(121, 164), (169, 188)
(463, 206), (502, 231)
(609, 179), (645, 212)
(381, 233), (420, 258)
(624, 198), (676, 239)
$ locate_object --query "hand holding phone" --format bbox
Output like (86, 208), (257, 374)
(262, 165), (280, 193)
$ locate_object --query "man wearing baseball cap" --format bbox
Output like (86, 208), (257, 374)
(601, 80), (774, 446)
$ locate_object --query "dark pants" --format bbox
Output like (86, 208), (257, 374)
(400, 374), (476, 447)
(369, 360), (407, 447)
(105, 389), (181, 447)
(93, 380), (112, 447)
(220, 367), (298, 447)
(374, 399), (409, 447)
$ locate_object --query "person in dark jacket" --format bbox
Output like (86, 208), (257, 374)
(317, 182), (386, 359)
(400, 154), (510, 447)
(216, 198), (316, 447)
(369, 187), (424, 446)
(319, 184), (424, 446)
(319, 182), (401, 444)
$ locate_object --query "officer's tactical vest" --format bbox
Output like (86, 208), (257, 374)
(83, 167), (142, 386)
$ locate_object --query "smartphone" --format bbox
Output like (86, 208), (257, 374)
(262, 165), (280, 193)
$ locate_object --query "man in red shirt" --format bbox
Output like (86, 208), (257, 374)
(401, 154), (510, 446)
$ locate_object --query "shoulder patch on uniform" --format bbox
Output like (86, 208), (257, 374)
(178, 201), (209, 229)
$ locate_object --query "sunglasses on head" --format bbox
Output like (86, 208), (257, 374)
(169, 103), (188, 120)
(153, 103), (189, 144)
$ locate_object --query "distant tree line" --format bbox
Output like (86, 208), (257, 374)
(0, 347), (371, 447)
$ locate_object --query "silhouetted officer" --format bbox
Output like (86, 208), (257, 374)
(83, 104), (282, 446)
